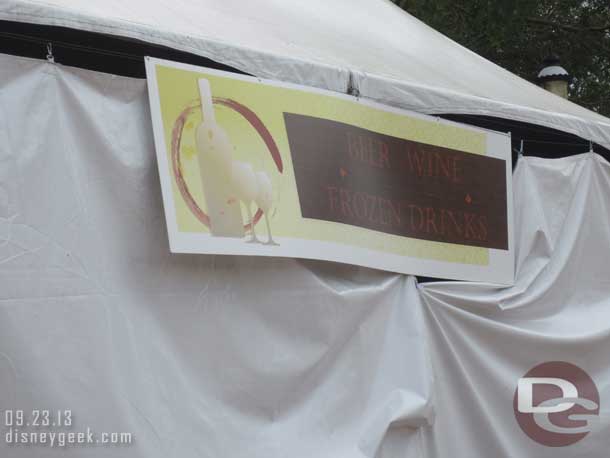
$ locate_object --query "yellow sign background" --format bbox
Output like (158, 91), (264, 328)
(154, 63), (488, 265)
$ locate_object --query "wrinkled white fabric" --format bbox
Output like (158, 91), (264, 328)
(420, 154), (610, 457)
(1, 53), (610, 458)
(0, 53), (432, 458)
(2, 0), (610, 148)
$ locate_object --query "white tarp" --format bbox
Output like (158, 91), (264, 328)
(1, 52), (609, 457)
(420, 153), (610, 456)
(2, 0), (610, 150)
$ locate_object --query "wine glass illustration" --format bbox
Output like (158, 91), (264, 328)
(231, 161), (260, 243)
(254, 171), (278, 245)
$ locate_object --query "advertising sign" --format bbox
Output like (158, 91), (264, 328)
(145, 57), (514, 283)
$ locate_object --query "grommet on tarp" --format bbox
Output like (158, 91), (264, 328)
(46, 42), (55, 63)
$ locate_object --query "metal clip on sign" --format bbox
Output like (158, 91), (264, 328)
(518, 139), (524, 159)
(46, 42), (55, 63)
(346, 71), (360, 98)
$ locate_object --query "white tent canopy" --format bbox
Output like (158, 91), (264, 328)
(2, 0), (610, 148)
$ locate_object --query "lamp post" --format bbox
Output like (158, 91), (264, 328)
(537, 55), (571, 99)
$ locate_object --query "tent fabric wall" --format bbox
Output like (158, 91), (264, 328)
(2, 0), (610, 150)
(420, 154), (610, 457)
(0, 53), (433, 458)
(1, 53), (609, 457)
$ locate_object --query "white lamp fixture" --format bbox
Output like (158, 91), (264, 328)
(537, 55), (571, 99)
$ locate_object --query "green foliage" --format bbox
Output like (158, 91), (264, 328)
(393, 0), (610, 116)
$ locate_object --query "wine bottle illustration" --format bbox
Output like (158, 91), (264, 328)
(195, 78), (244, 237)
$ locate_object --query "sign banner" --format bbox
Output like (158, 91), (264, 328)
(145, 57), (514, 283)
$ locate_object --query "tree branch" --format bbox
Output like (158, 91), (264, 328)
(527, 17), (610, 33)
